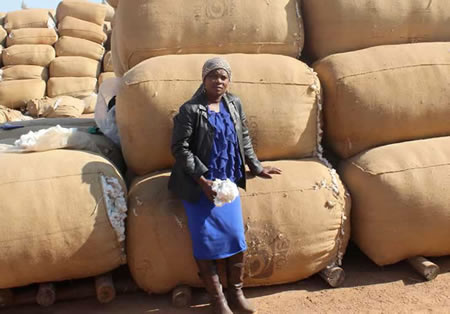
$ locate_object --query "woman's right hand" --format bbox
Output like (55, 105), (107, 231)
(196, 176), (217, 203)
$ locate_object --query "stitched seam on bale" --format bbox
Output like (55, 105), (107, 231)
(336, 63), (450, 81)
(351, 161), (450, 176)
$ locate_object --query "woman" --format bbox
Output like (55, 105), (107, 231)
(169, 57), (281, 314)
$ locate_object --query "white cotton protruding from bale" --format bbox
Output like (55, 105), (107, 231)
(308, 66), (349, 268)
(101, 175), (128, 261)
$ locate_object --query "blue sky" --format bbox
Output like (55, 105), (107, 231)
(0, 0), (103, 12)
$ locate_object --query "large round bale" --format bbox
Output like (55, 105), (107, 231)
(0, 150), (127, 289)
(0, 79), (46, 109)
(302, 0), (450, 61)
(2, 44), (55, 66)
(47, 77), (97, 98)
(314, 42), (450, 159)
(112, 0), (303, 76)
(50, 56), (100, 78)
(55, 36), (105, 61)
(339, 136), (450, 266)
(0, 65), (48, 81)
(59, 17), (106, 44)
(6, 28), (58, 46)
(56, 1), (107, 26)
(4, 9), (54, 32)
(127, 159), (350, 293)
(117, 54), (320, 176)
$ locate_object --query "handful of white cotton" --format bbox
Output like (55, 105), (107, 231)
(211, 179), (239, 207)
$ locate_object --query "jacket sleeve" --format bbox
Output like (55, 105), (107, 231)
(171, 104), (208, 179)
(237, 99), (264, 175)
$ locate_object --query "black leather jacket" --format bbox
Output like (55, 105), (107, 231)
(168, 92), (263, 202)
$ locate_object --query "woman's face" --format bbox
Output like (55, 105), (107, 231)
(204, 69), (230, 99)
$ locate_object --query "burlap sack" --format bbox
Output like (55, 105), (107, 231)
(107, 0), (118, 9)
(104, 3), (114, 22)
(314, 42), (450, 159)
(2, 44), (55, 66)
(81, 93), (98, 114)
(117, 54), (319, 176)
(4, 9), (55, 32)
(302, 0), (450, 61)
(127, 159), (350, 293)
(47, 77), (97, 99)
(0, 79), (46, 109)
(113, 0), (303, 76)
(50, 56), (100, 78)
(99, 72), (116, 86)
(0, 118), (125, 171)
(59, 16), (107, 44)
(26, 96), (85, 118)
(0, 65), (48, 81)
(55, 36), (105, 61)
(103, 50), (113, 72)
(0, 12), (6, 25)
(0, 26), (6, 45)
(0, 150), (127, 289)
(340, 137), (450, 266)
(0, 105), (30, 124)
(56, 1), (107, 26)
(6, 28), (58, 46)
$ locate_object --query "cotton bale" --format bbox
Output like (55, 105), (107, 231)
(127, 159), (350, 293)
(2, 44), (55, 66)
(112, 0), (303, 76)
(0, 79), (46, 109)
(340, 136), (450, 266)
(314, 42), (450, 159)
(55, 36), (105, 61)
(0, 65), (48, 81)
(302, 0), (450, 61)
(47, 77), (97, 98)
(56, 1), (107, 26)
(6, 28), (58, 46)
(50, 56), (100, 78)
(0, 150), (127, 289)
(4, 9), (55, 32)
(116, 54), (320, 176)
(58, 17), (107, 44)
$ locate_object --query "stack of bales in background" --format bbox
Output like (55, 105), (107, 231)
(0, 9), (56, 110)
(98, 2), (115, 86)
(110, 0), (351, 294)
(49, 0), (107, 115)
(303, 0), (450, 266)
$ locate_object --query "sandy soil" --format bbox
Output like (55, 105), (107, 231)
(3, 246), (450, 314)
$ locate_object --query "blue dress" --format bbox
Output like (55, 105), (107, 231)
(182, 101), (247, 260)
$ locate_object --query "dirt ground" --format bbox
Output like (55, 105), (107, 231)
(3, 245), (450, 314)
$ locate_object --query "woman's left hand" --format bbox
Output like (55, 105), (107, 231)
(257, 166), (282, 179)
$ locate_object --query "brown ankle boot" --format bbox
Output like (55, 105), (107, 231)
(196, 259), (233, 314)
(226, 252), (256, 313)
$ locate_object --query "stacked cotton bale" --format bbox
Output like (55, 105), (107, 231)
(307, 0), (450, 268)
(0, 149), (127, 290)
(0, 9), (57, 109)
(50, 0), (108, 114)
(302, 0), (450, 62)
(99, 50), (116, 85)
(112, 0), (351, 293)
